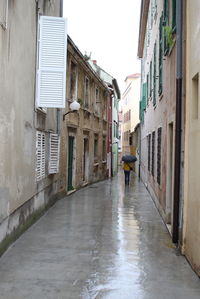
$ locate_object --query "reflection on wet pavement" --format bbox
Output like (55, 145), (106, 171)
(0, 172), (200, 299)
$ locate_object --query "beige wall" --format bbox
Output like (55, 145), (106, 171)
(122, 76), (140, 155)
(0, 0), (63, 248)
(60, 40), (109, 192)
(183, 0), (200, 275)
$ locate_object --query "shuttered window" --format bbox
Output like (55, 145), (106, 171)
(36, 131), (46, 181)
(172, 0), (176, 31)
(49, 133), (60, 174)
(37, 16), (67, 108)
(159, 14), (163, 95)
(148, 134), (151, 172)
(150, 61), (152, 97)
(157, 127), (162, 185)
(153, 42), (157, 105)
(151, 131), (155, 177)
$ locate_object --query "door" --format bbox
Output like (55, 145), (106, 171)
(68, 136), (74, 191)
(83, 138), (89, 182)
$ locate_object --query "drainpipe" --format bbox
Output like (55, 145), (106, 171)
(172, 0), (183, 244)
(56, 0), (64, 134)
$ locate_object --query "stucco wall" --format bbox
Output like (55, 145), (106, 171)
(183, 0), (200, 275)
(0, 0), (62, 249)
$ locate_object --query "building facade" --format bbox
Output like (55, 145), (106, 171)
(89, 61), (120, 177)
(121, 73), (140, 156)
(0, 0), (66, 254)
(138, 0), (177, 233)
(60, 38), (110, 192)
(183, 0), (200, 276)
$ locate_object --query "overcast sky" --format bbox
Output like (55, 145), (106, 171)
(63, 0), (141, 93)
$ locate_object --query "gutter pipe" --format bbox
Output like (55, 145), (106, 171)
(172, 0), (183, 244)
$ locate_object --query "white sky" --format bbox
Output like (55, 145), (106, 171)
(63, 0), (141, 94)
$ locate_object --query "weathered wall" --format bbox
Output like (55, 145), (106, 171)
(183, 0), (200, 275)
(60, 40), (109, 192)
(140, 0), (176, 226)
(0, 0), (63, 252)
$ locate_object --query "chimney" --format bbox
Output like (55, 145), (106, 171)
(92, 60), (97, 64)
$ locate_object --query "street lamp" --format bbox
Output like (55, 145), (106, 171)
(63, 100), (80, 121)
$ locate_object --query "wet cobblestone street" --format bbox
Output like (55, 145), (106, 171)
(0, 172), (200, 299)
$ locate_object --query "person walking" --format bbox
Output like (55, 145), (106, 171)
(123, 162), (132, 185)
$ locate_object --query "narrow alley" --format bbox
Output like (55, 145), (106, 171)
(0, 173), (200, 299)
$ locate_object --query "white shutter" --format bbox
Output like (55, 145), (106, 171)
(48, 133), (60, 174)
(36, 131), (46, 181)
(37, 16), (67, 108)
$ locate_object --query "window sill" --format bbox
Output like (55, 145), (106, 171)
(93, 163), (99, 167)
(159, 94), (163, 101)
(102, 160), (107, 164)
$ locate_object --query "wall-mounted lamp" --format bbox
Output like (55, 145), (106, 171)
(63, 100), (80, 121)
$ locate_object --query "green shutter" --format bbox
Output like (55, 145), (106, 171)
(153, 42), (157, 106)
(163, 0), (169, 54)
(159, 14), (163, 95)
(147, 74), (149, 105)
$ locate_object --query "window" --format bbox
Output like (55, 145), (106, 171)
(148, 134), (151, 172)
(153, 42), (157, 105)
(102, 138), (106, 161)
(95, 87), (100, 114)
(70, 61), (77, 100)
(172, 0), (176, 31)
(36, 131), (45, 181)
(192, 73), (199, 120)
(150, 61), (152, 97)
(48, 133), (60, 174)
(159, 14), (163, 95)
(163, 0), (169, 54)
(151, 131), (155, 176)
(36, 16), (67, 108)
(84, 77), (89, 108)
(94, 135), (98, 161)
(147, 74), (149, 103)
(157, 127), (162, 185)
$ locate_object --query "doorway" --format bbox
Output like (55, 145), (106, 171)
(166, 122), (174, 229)
(68, 136), (74, 191)
(83, 137), (89, 182)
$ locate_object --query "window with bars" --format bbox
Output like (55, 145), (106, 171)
(48, 133), (60, 174)
(159, 14), (163, 95)
(151, 131), (155, 176)
(36, 131), (46, 181)
(157, 127), (162, 185)
(148, 134), (151, 172)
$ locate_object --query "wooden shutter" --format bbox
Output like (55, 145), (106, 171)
(36, 131), (46, 181)
(153, 42), (157, 105)
(48, 133), (60, 174)
(37, 16), (67, 108)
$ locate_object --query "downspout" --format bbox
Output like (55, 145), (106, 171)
(172, 0), (183, 244)
(56, 0), (64, 134)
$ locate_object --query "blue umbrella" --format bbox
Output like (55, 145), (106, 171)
(122, 155), (137, 163)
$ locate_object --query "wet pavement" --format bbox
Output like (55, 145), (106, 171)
(0, 173), (200, 299)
